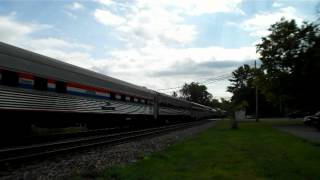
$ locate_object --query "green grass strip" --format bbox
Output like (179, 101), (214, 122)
(78, 120), (320, 180)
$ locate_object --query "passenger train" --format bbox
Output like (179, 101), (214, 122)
(0, 42), (220, 135)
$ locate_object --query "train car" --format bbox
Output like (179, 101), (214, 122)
(0, 42), (218, 136)
(191, 102), (212, 120)
(157, 93), (192, 123)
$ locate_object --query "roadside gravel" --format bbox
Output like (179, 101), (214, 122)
(0, 120), (216, 180)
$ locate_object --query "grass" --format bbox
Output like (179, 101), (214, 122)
(76, 119), (320, 179)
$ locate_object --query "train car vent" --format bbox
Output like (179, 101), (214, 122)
(1, 70), (19, 87)
(56, 81), (67, 93)
(34, 77), (48, 91)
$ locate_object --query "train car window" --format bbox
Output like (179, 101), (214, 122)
(130, 97), (134, 102)
(34, 77), (48, 91)
(110, 92), (115, 100)
(56, 81), (66, 93)
(1, 70), (19, 87)
(121, 95), (126, 101)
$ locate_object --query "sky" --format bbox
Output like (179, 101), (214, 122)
(0, 0), (318, 100)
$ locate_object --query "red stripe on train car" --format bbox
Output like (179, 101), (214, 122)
(19, 73), (34, 79)
(48, 79), (56, 83)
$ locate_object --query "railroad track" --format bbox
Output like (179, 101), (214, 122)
(0, 120), (210, 164)
(3, 126), (130, 148)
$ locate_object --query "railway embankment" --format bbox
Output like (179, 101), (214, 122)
(0, 120), (216, 179)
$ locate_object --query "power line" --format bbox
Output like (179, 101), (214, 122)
(157, 72), (232, 92)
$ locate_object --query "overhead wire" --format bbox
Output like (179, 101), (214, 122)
(156, 72), (232, 92)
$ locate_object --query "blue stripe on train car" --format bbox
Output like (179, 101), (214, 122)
(48, 87), (55, 92)
(68, 91), (110, 99)
(19, 84), (33, 89)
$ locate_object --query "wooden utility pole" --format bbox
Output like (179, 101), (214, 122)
(255, 60), (259, 122)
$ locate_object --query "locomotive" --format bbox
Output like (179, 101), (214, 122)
(0, 42), (219, 135)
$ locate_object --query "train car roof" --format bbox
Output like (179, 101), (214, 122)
(191, 101), (214, 109)
(158, 92), (190, 103)
(0, 41), (155, 95)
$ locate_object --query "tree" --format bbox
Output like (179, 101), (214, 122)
(227, 64), (255, 113)
(228, 64), (281, 117)
(256, 18), (320, 112)
(179, 82), (212, 105)
(171, 91), (178, 97)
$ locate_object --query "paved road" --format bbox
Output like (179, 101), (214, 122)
(275, 125), (320, 144)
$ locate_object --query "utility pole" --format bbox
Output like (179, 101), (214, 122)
(255, 60), (259, 122)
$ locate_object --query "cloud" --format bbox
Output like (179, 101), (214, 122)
(94, 0), (114, 6)
(67, 2), (84, 11)
(90, 0), (251, 96)
(0, 16), (33, 42)
(94, 0), (243, 15)
(23, 38), (93, 52)
(93, 45), (257, 93)
(0, 14), (52, 43)
(64, 11), (77, 19)
(65, 2), (85, 19)
(114, 7), (197, 46)
(152, 60), (255, 77)
(93, 0), (244, 47)
(272, 2), (283, 7)
(0, 1), (249, 99)
(134, 0), (244, 16)
(241, 6), (304, 36)
(94, 9), (126, 26)
(0, 13), (95, 70)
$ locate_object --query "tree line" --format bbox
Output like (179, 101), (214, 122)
(228, 18), (320, 117)
(172, 17), (320, 117)
(171, 82), (231, 112)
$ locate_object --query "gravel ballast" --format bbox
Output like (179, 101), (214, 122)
(0, 120), (216, 180)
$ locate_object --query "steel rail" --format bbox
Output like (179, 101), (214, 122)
(0, 120), (210, 164)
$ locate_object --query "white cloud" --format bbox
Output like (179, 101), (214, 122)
(64, 11), (77, 19)
(118, 8), (196, 46)
(0, 16), (33, 42)
(134, 0), (243, 16)
(0, 0), (248, 99)
(24, 38), (93, 52)
(272, 2), (283, 7)
(94, 2), (198, 47)
(0, 15), (52, 43)
(94, 44), (256, 95)
(67, 2), (84, 11)
(93, 0), (244, 47)
(94, 0), (114, 6)
(0, 13), (94, 70)
(94, 9), (126, 26)
(107, 46), (256, 72)
(90, 0), (247, 97)
(242, 6), (304, 36)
